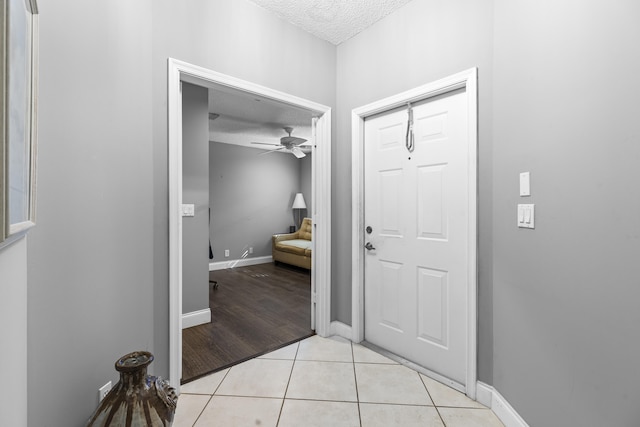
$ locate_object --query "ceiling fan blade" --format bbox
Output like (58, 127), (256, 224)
(290, 146), (306, 159)
(251, 142), (280, 146)
(258, 146), (286, 156)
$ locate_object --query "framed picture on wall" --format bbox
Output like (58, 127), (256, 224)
(1, 0), (38, 246)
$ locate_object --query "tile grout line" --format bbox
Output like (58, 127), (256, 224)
(190, 367), (232, 426)
(275, 342), (300, 426)
(351, 342), (363, 427)
(213, 368), (232, 396)
(190, 394), (214, 427)
(418, 371), (447, 426)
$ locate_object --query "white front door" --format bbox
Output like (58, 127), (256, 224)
(364, 89), (470, 385)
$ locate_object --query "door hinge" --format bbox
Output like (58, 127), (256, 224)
(312, 293), (317, 304)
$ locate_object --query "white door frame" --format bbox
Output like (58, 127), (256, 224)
(168, 58), (332, 391)
(350, 68), (478, 398)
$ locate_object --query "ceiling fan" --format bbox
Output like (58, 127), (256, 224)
(251, 127), (309, 158)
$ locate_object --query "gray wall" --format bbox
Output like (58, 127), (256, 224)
(27, 1), (154, 426)
(182, 83), (210, 314)
(335, 0), (495, 383)
(25, 0), (335, 425)
(209, 142), (302, 259)
(0, 239), (27, 426)
(491, 0), (640, 425)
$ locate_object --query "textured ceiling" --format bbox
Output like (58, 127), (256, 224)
(247, 0), (414, 45)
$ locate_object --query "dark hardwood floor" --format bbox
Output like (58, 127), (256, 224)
(181, 262), (313, 383)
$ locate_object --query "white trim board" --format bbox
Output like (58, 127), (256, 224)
(350, 68), (478, 398)
(475, 381), (493, 408)
(182, 308), (211, 329)
(209, 256), (272, 271)
(329, 321), (352, 340)
(476, 382), (531, 427)
(168, 58), (332, 392)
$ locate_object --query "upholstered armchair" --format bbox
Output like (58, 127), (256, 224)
(272, 218), (312, 269)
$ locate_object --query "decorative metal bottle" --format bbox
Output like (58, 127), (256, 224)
(87, 351), (178, 427)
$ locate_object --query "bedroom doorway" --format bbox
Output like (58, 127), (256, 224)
(168, 58), (332, 390)
(181, 81), (316, 382)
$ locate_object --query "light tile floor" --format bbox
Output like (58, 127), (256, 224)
(174, 335), (504, 427)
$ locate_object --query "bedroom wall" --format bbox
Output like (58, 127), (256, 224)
(209, 142), (302, 261)
(182, 83), (210, 314)
(491, 0), (640, 425)
(335, 0), (495, 382)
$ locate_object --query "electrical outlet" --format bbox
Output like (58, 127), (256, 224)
(224, 249), (230, 257)
(99, 381), (112, 402)
(249, 247), (253, 254)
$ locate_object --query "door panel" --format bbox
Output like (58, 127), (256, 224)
(364, 89), (469, 385)
(416, 267), (448, 347)
(379, 260), (404, 332)
(379, 169), (404, 236)
(417, 164), (447, 239)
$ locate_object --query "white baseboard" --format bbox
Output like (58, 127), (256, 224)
(476, 382), (529, 427)
(476, 381), (494, 408)
(182, 308), (211, 329)
(492, 387), (530, 427)
(329, 321), (352, 340)
(209, 256), (272, 271)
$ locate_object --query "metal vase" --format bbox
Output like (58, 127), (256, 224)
(86, 351), (178, 427)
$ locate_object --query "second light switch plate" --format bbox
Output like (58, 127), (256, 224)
(517, 204), (535, 229)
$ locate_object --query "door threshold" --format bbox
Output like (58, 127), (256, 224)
(181, 332), (315, 385)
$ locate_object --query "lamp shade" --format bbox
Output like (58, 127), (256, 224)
(292, 193), (306, 209)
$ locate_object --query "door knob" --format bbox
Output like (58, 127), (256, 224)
(365, 242), (376, 251)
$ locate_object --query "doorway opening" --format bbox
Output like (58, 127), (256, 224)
(168, 59), (332, 391)
(350, 68), (478, 398)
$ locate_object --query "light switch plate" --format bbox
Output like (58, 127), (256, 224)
(517, 204), (535, 229)
(181, 204), (195, 217)
(519, 172), (531, 196)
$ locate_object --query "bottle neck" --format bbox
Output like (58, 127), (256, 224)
(120, 367), (147, 389)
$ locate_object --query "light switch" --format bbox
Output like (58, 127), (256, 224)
(181, 204), (195, 217)
(517, 204), (535, 229)
(520, 172), (531, 196)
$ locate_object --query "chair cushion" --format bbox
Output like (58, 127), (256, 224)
(298, 218), (312, 241)
(276, 239), (312, 256)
